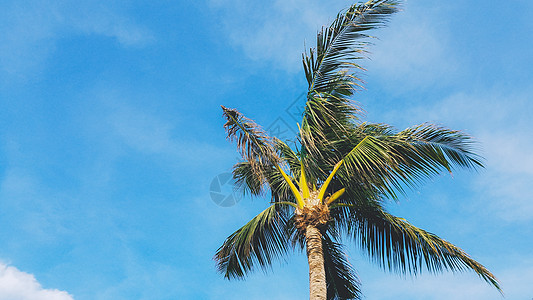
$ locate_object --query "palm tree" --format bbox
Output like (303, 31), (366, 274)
(214, 1), (501, 299)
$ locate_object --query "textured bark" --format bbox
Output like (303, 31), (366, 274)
(306, 224), (327, 300)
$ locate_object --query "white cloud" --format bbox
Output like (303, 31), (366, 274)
(103, 101), (231, 165)
(0, 166), (71, 242)
(108, 104), (178, 155)
(76, 89), (234, 173)
(210, 0), (454, 82)
(95, 251), (182, 300)
(0, 263), (73, 300)
(382, 90), (533, 222)
(0, 0), (153, 80)
(440, 93), (533, 222)
(209, 0), (354, 72)
(0, 2), (57, 79)
(476, 132), (533, 221)
(368, 5), (457, 90)
(361, 260), (533, 300)
(61, 2), (154, 47)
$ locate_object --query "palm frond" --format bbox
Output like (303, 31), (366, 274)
(300, 0), (399, 152)
(323, 233), (362, 300)
(222, 106), (279, 166)
(394, 123), (484, 173)
(232, 161), (266, 196)
(231, 160), (294, 202)
(323, 123), (483, 201)
(214, 205), (292, 279)
(286, 215), (306, 251)
(275, 139), (301, 175)
(337, 204), (501, 291)
(232, 140), (303, 208)
(337, 134), (405, 199)
(303, 0), (399, 93)
(222, 106), (284, 196)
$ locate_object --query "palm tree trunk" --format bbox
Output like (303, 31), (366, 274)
(306, 224), (326, 300)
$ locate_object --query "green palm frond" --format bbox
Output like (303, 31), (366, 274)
(300, 0), (399, 152)
(232, 161), (265, 196)
(323, 233), (362, 300)
(275, 139), (301, 176)
(303, 0), (399, 93)
(328, 185), (385, 231)
(321, 123), (483, 201)
(338, 204), (501, 291)
(214, 205), (292, 279)
(394, 123), (484, 172)
(222, 106), (279, 166)
(336, 134), (405, 199)
(217, 0), (499, 297)
(232, 145), (302, 214)
(286, 215), (306, 250)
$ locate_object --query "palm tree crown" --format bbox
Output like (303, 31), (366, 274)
(214, 1), (500, 299)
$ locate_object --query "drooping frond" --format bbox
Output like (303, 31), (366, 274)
(232, 161), (265, 196)
(214, 205), (291, 279)
(328, 183), (385, 233)
(338, 204), (501, 291)
(232, 139), (304, 208)
(286, 215), (306, 251)
(222, 106), (284, 197)
(222, 106), (279, 166)
(323, 233), (362, 300)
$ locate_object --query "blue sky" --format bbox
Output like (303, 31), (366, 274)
(0, 0), (532, 299)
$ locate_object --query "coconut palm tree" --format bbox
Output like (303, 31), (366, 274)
(214, 1), (500, 299)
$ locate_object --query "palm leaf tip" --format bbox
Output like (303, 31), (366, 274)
(347, 208), (501, 292)
(397, 124), (485, 173)
(221, 105), (280, 165)
(300, 0), (400, 152)
(303, 0), (400, 91)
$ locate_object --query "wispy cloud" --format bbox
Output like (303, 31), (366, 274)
(382, 89), (533, 222)
(65, 2), (154, 47)
(0, 0), (153, 81)
(209, 0), (354, 72)
(87, 93), (232, 167)
(0, 166), (71, 243)
(94, 250), (183, 300)
(362, 261), (533, 300)
(209, 0), (454, 82)
(0, 262), (73, 300)
(66, 87), (236, 195)
(367, 4), (457, 91)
